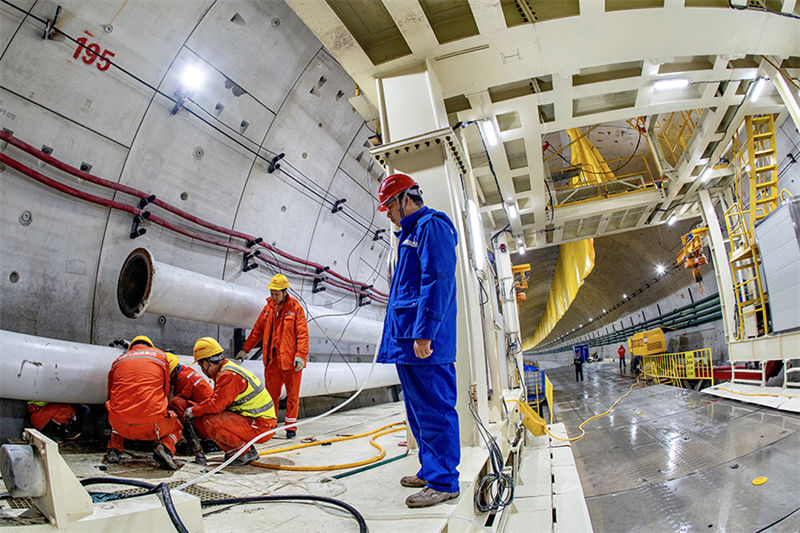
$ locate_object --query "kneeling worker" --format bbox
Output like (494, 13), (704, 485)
(186, 337), (277, 466)
(106, 335), (182, 470)
(166, 352), (213, 464)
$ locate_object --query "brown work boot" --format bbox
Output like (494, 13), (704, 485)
(405, 487), (459, 508)
(400, 475), (427, 488)
(152, 444), (178, 471)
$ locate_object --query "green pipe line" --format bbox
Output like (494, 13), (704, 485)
(329, 450), (410, 480)
(528, 294), (723, 356)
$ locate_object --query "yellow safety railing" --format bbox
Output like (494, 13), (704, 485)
(652, 109), (704, 166)
(641, 348), (714, 387)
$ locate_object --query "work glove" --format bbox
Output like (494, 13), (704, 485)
(294, 356), (305, 372)
(184, 407), (194, 422)
(234, 349), (248, 362)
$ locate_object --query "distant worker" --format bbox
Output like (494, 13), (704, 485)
(574, 351), (584, 382)
(618, 344), (626, 374)
(236, 273), (309, 439)
(27, 401), (82, 442)
(376, 173), (461, 509)
(186, 337), (277, 466)
(166, 352), (213, 465)
(106, 335), (182, 470)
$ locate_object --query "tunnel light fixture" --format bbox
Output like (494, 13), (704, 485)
(667, 215), (677, 225)
(654, 78), (689, 91)
(181, 64), (207, 91)
(507, 203), (518, 220)
(656, 264), (666, 275)
(750, 77), (767, 102)
(603, 308), (607, 313)
(481, 119), (498, 147)
(622, 293), (627, 299)
(467, 200), (486, 271)
(517, 237), (526, 255)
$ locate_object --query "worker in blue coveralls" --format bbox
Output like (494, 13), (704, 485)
(376, 172), (460, 509)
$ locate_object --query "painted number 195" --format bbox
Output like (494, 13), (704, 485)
(72, 35), (115, 72)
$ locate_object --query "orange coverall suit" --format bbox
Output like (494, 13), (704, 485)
(191, 361), (277, 452)
(242, 295), (309, 431)
(27, 402), (76, 430)
(106, 345), (183, 454)
(169, 365), (213, 424)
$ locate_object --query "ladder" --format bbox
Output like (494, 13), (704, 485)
(723, 115), (780, 339)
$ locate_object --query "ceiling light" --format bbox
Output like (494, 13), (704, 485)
(654, 78), (689, 90)
(750, 78), (767, 102)
(507, 204), (518, 219)
(180, 64), (206, 90)
(667, 215), (677, 225)
(467, 200), (485, 271)
(603, 309), (607, 313)
(589, 318), (593, 322)
(623, 294), (627, 299)
(481, 120), (498, 147)
(656, 264), (666, 275)
(700, 167), (712, 182)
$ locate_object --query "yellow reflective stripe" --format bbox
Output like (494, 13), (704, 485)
(222, 362), (275, 419)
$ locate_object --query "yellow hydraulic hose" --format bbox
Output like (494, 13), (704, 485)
(249, 421), (406, 471)
(508, 378), (641, 443)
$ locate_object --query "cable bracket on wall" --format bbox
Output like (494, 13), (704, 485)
(312, 266), (329, 293)
(43, 5), (61, 40)
(129, 211), (150, 239)
(373, 228), (387, 241)
(242, 250), (260, 273)
(138, 194), (156, 209)
(331, 198), (346, 213)
(358, 285), (373, 307)
(267, 153), (285, 173)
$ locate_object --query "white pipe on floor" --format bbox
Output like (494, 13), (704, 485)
(116, 248), (383, 346)
(0, 329), (398, 404)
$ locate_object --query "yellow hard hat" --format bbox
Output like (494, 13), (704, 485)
(193, 337), (224, 363)
(130, 335), (154, 348)
(166, 352), (179, 374)
(268, 273), (289, 291)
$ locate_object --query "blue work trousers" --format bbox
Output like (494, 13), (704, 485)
(396, 363), (460, 493)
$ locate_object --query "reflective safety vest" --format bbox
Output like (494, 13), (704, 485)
(220, 361), (276, 419)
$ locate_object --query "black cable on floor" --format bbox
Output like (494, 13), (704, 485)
(201, 495), (367, 533)
(467, 400), (514, 513)
(754, 504), (800, 532)
(80, 477), (189, 533)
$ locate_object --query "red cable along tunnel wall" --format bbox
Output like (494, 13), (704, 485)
(0, 131), (388, 303)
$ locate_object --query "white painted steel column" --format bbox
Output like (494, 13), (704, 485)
(764, 56), (800, 133)
(117, 248), (383, 345)
(698, 190), (737, 345)
(0, 329), (398, 403)
(376, 63), (489, 446)
(494, 233), (525, 391)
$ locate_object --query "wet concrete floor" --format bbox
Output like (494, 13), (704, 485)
(546, 360), (800, 532)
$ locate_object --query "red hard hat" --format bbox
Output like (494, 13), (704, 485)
(377, 173), (419, 211)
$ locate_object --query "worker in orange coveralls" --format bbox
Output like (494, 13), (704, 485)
(235, 273), (309, 439)
(105, 335), (183, 470)
(27, 401), (82, 441)
(185, 337), (277, 466)
(165, 352), (213, 464)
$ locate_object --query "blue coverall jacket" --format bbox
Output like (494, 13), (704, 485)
(377, 205), (458, 365)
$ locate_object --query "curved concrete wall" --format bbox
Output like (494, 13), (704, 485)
(0, 0), (389, 356)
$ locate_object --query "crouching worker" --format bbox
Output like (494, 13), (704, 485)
(166, 352), (213, 465)
(186, 337), (277, 466)
(27, 401), (82, 441)
(106, 335), (183, 470)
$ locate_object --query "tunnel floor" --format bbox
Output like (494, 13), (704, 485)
(546, 359), (800, 532)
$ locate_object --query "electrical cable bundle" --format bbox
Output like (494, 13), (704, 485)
(80, 476), (368, 533)
(467, 399), (514, 513)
